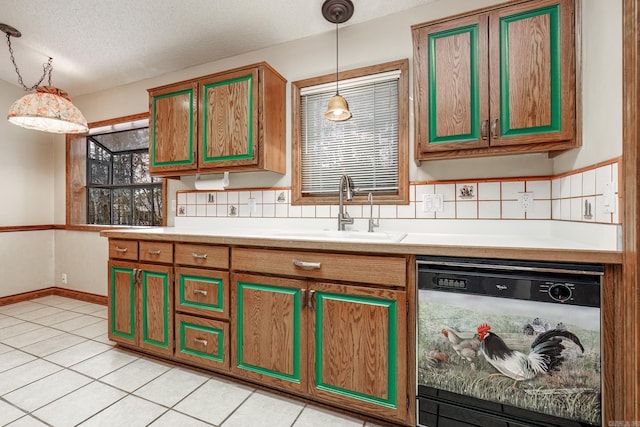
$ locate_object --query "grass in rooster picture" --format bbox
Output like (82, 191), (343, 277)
(418, 290), (601, 425)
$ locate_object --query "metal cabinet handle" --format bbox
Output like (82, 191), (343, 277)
(193, 289), (208, 296)
(147, 249), (162, 255)
(309, 290), (316, 310)
(481, 120), (489, 140)
(193, 338), (208, 346)
(491, 118), (499, 138)
(192, 252), (208, 260)
(115, 247), (128, 253)
(292, 259), (321, 270)
(134, 268), (142, 283)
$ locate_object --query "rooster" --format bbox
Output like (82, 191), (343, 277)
(477, 323), (584, 388)
(441, 327), (481, 362)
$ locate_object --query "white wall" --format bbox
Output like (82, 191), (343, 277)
(0, 0), (623, 298)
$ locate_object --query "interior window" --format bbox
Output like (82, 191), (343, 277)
(291, 59), (409, 205)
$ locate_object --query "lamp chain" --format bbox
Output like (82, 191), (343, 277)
(335, 22), (339, 95)
(5, 32), (53, 91)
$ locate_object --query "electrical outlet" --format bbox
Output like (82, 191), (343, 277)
(61, 273), (68, 285)
(423, 193), (444, 213)
(517, 191), (534, 213)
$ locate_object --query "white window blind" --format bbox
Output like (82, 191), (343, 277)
(300, 70), (400, 195)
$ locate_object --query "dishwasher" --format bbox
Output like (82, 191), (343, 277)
(416, 256), (604, 427)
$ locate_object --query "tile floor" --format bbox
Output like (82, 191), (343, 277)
(0, 296), (385, 427)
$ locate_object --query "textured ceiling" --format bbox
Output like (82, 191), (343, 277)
(0, 0), (436, 97)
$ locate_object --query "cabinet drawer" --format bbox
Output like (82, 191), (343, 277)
(232, 248), (407, 288)
(175, 313), (229, 371)
(109, 239), (138, 261)
(139, 241), (173, 264)
(175, 267), (229, 319)
(175, 244), (229, 269)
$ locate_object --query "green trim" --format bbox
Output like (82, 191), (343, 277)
(202, 75), (254, 163)
(109, 266), (135, 340)
(236, 281), (301, 383)
(141, 270), (170, 349)
(179, 321), (224, 362)
(427, 24), (480, 144)
(179, 274), (224, 312)
(151, 89), (194, 167)
(499, 4), (562, 136)
(314, 293), (397, 408)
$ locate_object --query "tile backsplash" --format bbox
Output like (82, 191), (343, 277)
(176, 159), (620, 225)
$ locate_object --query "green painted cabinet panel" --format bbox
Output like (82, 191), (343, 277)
(139, 264), (173, 356)
(108, 261), (137, 347)
(413, 0), (577, 160)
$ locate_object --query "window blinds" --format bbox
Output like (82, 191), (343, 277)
(300, 71), (400, 195)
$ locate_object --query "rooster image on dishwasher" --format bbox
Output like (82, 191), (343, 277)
(418, 290), (601, 426)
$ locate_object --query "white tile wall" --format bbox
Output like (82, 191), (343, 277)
(176, 160), (620, 225)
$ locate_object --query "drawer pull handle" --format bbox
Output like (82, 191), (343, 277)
(292, 259), (321, 270)
(193, 289), (208, 296)
(192, 252), (208, 260)
(147, 249), (161, 255)
(115, 247), (128, 253)
(193, 338), (208, 346)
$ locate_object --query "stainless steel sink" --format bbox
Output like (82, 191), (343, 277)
(270, 229), (407, 243)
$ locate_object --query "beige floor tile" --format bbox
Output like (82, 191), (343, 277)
(5, 415), (49, 426)
(31, 310), (84, 326)
(12, 306), (66, 321)
(0, 301), (44, 316)
(71, 319), (107, 338)
(0, 342), (11, 355)
(44, 339), (112, 367)
(0, 400), (27, 425)
(70, 347), (138, 379)
(53, 299), (93, 310)
(0, 359), (61, 395)
(293, 406), (364, 427)
(91, 332), (117, 345)
(173, 377), (254, 425)
(20, 332), (86, 357)
(4, 369), (92, 412)
(0, 349), (37, 373)
(0, 322), (43, 340)
(134, 366), (210, 407)
(29, 295), (75, 306)
(221, 391), (304, 427)
(100, 357), (172, 392)
(49, 314), (103, 332)
(79, 394), (167, 426)
(149, 410), (214, 426)
(0, 316), (24, 329)
(70, 303), (106, 315)
(1, 326), (64, 348)
(33, 381), (126, 426)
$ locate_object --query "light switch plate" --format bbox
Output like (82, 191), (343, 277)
(423, 193), (444, 213)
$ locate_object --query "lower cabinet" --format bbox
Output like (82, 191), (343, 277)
(230, 272), (407, 423)
(108, 261), (173, 357)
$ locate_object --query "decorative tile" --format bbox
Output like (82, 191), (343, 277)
(456, 183), (476, 200)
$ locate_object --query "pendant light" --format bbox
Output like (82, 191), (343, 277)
(1, 23), (88, 134)
(322, 0), (354, 121)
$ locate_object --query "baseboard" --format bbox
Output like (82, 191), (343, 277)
(0, 287), (107, 307)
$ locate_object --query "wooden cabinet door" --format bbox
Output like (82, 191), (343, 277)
(149, 81), (198, 175)
(139, 264), (174, 356)
(308, 283), (407, 423)
(489, 0), (575, 147)
(231, 273), (307, 394)
(413, 14), (489, 153)
(198, 68), (259, 170)
(108, 261), (138, 346)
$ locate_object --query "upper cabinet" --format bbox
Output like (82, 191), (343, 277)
(148, 62), (286, 176)
(412, 0), (577, 162)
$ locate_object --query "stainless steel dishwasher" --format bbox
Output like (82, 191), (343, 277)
(416, 256), (604, 427)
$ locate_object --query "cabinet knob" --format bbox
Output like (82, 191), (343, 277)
(491, 118), (500, 138)
(481, 120), (489, 140)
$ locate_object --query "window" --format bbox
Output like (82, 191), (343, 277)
(66, 113), (166, 227)
(86, 126), (162, 226)
(291, 59), (409, 205)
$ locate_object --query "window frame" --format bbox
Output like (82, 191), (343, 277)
(291, 59), (409, 205)
(66, 112), (167, 229)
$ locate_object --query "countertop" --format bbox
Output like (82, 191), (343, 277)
(100, 224), (622, 264)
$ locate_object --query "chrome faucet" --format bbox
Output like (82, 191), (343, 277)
(338, 175), (355, 231)
(367, 192), (379, 232)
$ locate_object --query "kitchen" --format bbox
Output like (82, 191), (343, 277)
(0, 0), (636, 426)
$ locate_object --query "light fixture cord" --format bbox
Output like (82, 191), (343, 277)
(5, 32), (53, 91)
(335, 21), (339, 96)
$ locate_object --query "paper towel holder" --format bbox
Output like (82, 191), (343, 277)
(194, 171), (230, 190)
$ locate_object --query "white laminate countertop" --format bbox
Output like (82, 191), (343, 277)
(100, 219), (622, 264)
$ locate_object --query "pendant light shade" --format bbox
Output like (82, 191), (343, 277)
(325, 94), (351, 121)
(1, 23), (88, 134)
(322, 0), (354, 122)
(8, 86), (88, 134)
